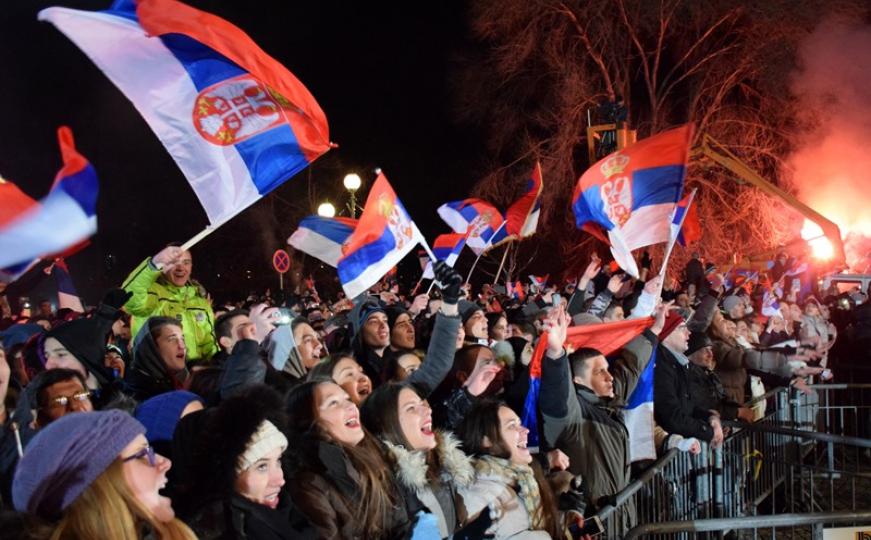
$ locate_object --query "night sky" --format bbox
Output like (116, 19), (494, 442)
(0, 0), (486, 305)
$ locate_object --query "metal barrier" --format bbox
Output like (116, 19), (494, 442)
(588, 384), (871, 539)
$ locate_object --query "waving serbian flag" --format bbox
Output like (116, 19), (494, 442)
(422, 233), (466, 279)
(48, 259), (85, 312)
(523, 317), (654, 449)
(573, 125), (693, 277)
(529, 274), (549, 290)
(674, 191), (701, 247)
(338, 173), (426, 298)
(437, 199), (506, 255)
(40, 0), (330, 227)
(495, 162), (544, 248)
(660, 188), (698, 276)
(624, 347), (656, 461)
(288, 216), (358, 267)
(0, 127), (98, 270)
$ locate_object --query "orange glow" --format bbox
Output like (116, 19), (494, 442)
(801, 219), (834, 260)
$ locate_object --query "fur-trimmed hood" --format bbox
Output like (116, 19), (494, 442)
(382, 431), (475, 493)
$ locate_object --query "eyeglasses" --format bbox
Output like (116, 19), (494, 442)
(122, 445), (158, 468)
(44, 391), (91, 410)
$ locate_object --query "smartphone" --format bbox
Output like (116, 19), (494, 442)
(276, 307), (294, 325)
(569, 515), (605, 538)
(551, 293), (562, 306)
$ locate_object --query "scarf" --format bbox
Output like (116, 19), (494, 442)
(664, 343), (690, 367)
(474, 455), (543, 529)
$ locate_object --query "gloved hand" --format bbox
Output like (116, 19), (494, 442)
(410, 511), (440, 540)
(102, 288), (133, 311)
(454, 508), (494, 539)
(558, 475), (588, 516)
(434, 261), (463, 305)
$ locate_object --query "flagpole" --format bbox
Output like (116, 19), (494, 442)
(494, 242), (512, 286)
(465, 220), (507, 285)
(659, 189), (697, 277)
(179, 220), (227, 252)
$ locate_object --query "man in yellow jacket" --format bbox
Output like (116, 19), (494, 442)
(122, 245), (217, 363)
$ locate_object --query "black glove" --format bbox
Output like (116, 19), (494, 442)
(102, 288), (133, 311)
(640, 250), (652, 270)
(558, 475), (588, 516)
(453, 507), (494, 539)
(434, 261), (463, 305)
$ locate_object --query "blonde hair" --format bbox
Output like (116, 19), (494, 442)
(51, 460), (196, 540)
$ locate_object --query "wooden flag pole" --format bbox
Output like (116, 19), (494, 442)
(494, 242), (512, 286)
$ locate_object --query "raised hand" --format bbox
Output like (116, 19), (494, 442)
(435, 261), (463, 305)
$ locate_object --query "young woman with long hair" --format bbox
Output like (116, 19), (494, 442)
(12, 410), (196, 540)
(284, 380), (434, 539)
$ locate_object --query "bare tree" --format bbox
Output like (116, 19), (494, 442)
(453, 0), (865, 277)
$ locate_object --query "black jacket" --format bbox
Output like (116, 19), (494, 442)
(186, 493), (317, 540)
(687, 363), (740, 421)
(653, 345), (715, 442)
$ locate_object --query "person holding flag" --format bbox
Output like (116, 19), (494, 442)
(538, 302), (670, 532)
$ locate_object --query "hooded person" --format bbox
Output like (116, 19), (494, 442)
(349, 298), (390, 383)
(458, 300), (488, 346)
(264, 317), (324, 384)
(125, 317), (190, 402)
(39, 288), (131, 402)
(181, 386), (316, 540)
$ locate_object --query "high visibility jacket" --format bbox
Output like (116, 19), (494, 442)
(122, 258), (217, 362)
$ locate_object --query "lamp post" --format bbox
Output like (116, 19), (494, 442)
(317, 202), (336, 218)
(343, 173), (362, 218)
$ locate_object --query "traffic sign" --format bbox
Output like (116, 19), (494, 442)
(272, 249), (291, 274)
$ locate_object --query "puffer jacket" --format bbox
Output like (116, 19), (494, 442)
(122, 257), (217, 362)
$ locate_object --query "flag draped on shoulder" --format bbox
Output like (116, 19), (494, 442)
(437, 199), (505, 255)
(287, 216), (358, 267)
(422, 233), (466, 279)
(0, 127), (98, 271)
(337, 173), (425, 298)
(39, 0), (330, 226)
(572, 124), (693, 277)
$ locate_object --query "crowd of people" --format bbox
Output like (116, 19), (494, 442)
(0, 242), (867, 539)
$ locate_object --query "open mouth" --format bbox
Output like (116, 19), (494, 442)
(344, 416), (361, 428)
(263, 491), (280, 509)
(357, 383), (371, 397)
(516, 439), (528, 450)
(420, 421), (434, 437)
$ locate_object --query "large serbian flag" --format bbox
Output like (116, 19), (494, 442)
(337, 173), (426, 298)
(0, 127), (99, 271)
(573, 125), (693, 277)
(39, 0), (330, 226)
(288, 216), (358, 267)
(422, 233), (466, 279)
(494, 161), (543, 248)
(437, 199), (506, 255)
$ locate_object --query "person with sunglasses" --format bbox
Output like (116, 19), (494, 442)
(12, 410), (197, 539)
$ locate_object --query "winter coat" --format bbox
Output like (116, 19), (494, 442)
(125, 323), (189, 401)
(288, 439), (420, 540)
(710, 338), (750, 405)
(382, 432), (474, 538)
(185, 493), (317, 540)
(459, 465), (550, 540)
(687, 363), (741, 421)
(539, 330), (656, 532)
(653, 345), (715, 442)
(406, 312), (461, 396)
(122, 257), (217, 362)
(217, 339), (268, 401)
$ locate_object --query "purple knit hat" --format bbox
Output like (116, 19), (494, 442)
(13, 410), (145, 520)
(135, 390), (203, 444)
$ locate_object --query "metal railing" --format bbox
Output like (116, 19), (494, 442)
(588, 384), (871, 539)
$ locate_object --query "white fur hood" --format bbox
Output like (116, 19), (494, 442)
(382, 431), (476, 492)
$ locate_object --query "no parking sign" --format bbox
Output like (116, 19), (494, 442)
(273, 249), (291, 290)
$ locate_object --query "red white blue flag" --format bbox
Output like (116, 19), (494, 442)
(572, 125), (693, 277)
(337, 173), (425, 298)
(0, 127), (98, 272)
(49, 258), (85, 313)
(437, 199), (506, 255)
(40, 0), (330, 226)
(494, 161), (544, 248)
(288, 216), (358, 267)
(422, 233), (466, 279)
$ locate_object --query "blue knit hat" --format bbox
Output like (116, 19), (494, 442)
(13, 410), (145, 521)
(135, 391), (203, 445)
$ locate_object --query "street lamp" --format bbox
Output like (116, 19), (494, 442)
(343, 173), (362, 218)
(317, 202), (336, 218)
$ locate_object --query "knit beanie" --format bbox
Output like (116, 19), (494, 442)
(350, 299), (386, 337)
(44, 318), (114, 384)
(13, 410), (145, 521)
(658, 312), (686, 341)
(236, 420), (288, 474)
(686, 332), (713, 356)
(722, 295), (742, 315)
(458, 300), (483, 324)
(134, 390), (203, 445)
(385, 305), (410, 330)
